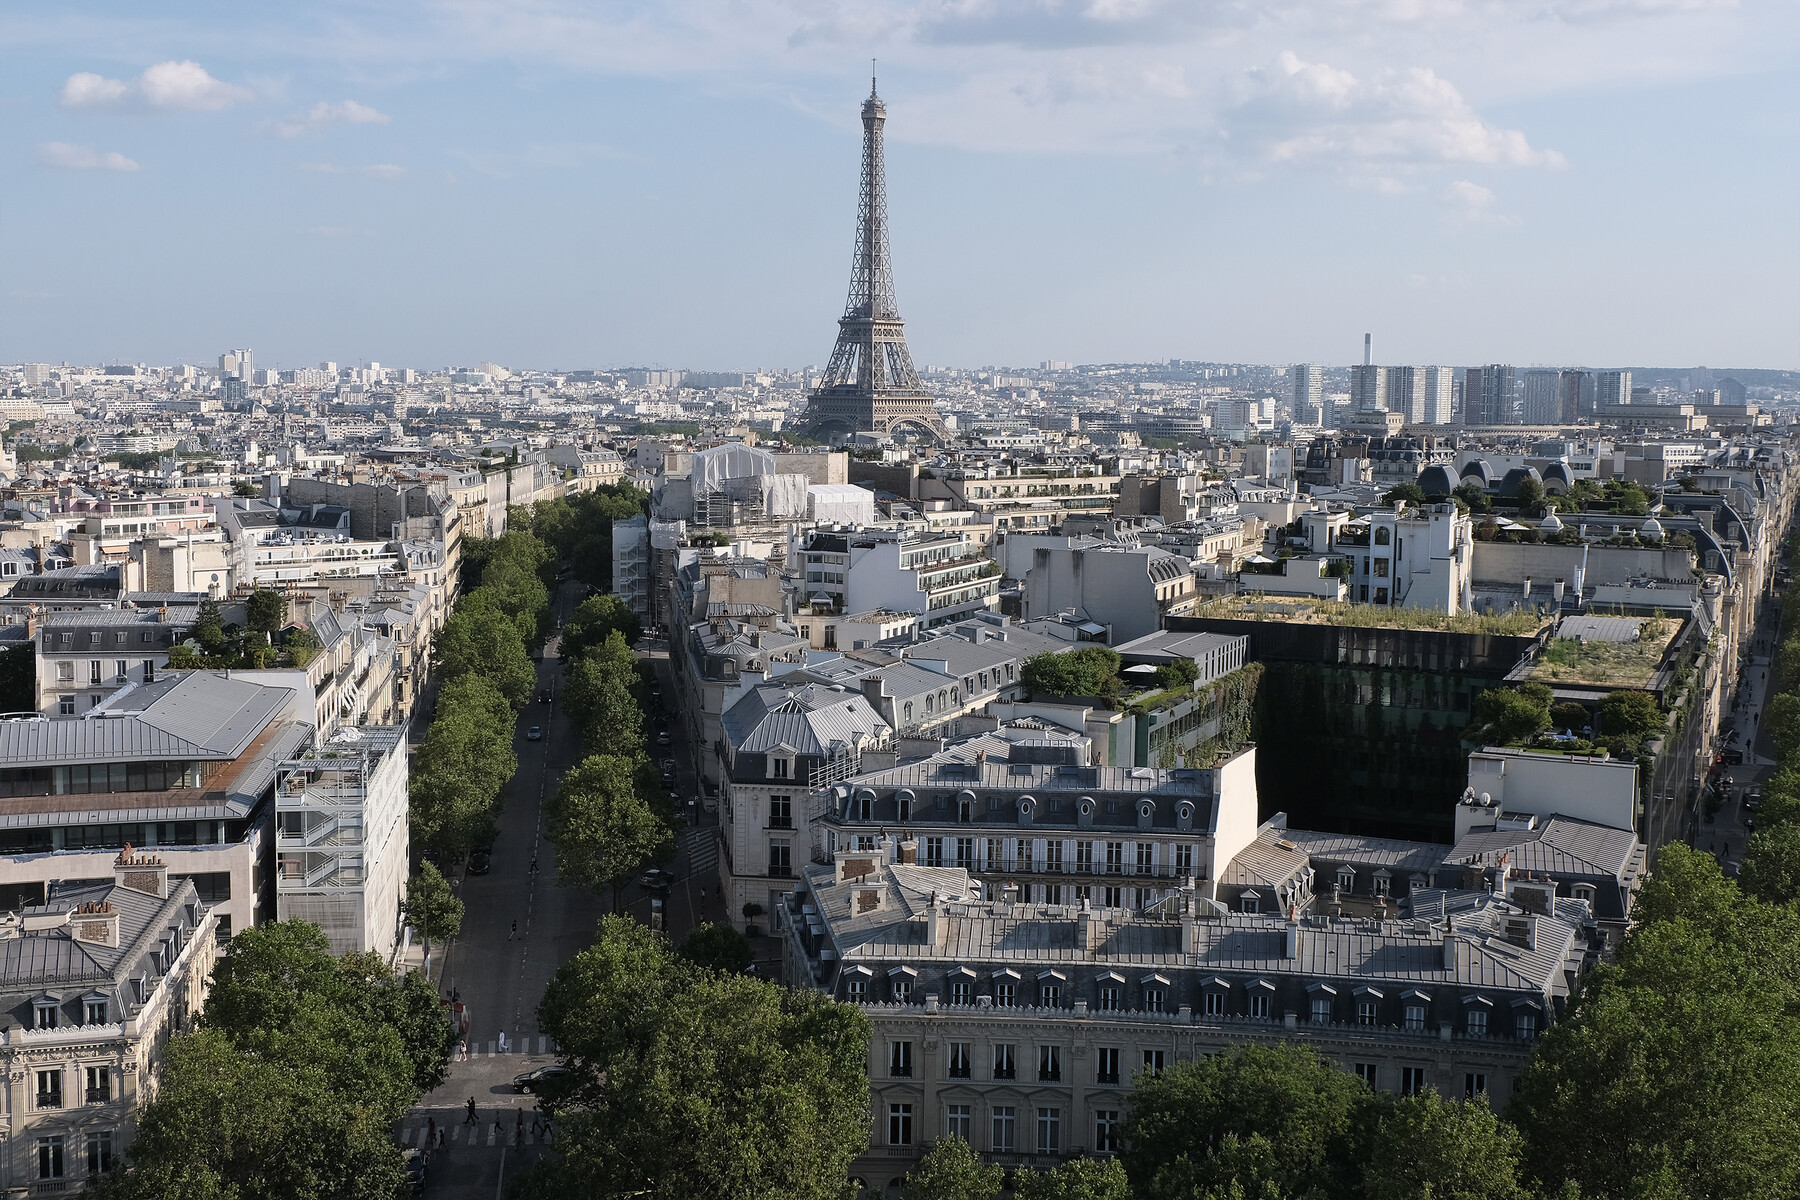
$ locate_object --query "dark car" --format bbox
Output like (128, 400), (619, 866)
(655, 730), (672, 746)
(402, 1148), (426, 1195)
(1723, 749), (1745, 765)
(511, 1064), (572, 1095)
(538, 689), (552, 704)
(467, 850), (491, 876)
(527, 726), (543, 741)
(638, 867), (676, 894)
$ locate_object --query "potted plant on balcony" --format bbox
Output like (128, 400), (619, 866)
(742, 901), (765, 938)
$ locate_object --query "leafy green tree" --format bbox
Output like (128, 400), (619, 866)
(403, 861), (464, 979)
(433, 599), (537, 706)
(1473, 684), (1553, 746)
(1596, 690), (1664, 754)
(1767, 692), (1800, 766)
(1012, 1157), (1133, 1200)
(677, 922), (754, 975)
(523, 917), (870, 1200)
(901, 1136), (1003, 1200)
(1383, 483), (1428, 507)
(1512, 477), (1547, 516)
(1511, 845), (1800, 1200)
(564, 593), (644, 658)
(564, 633), (646, 756)
(232, 479), (260, 497)
(245, 587), (288, 639)
(1549, 701), (1591, 733)
(1153, 657), (1202, 691)
(410, 675), (518, 858)
(1454, 481), (1493, 513)
(0, 643), (34, 712)
(1022, 646), (1124, 705)
(1123, 1043), (1376, 1200)
(1361, 1094), (1528, 1200)
(546, 754), (677, 910)
(193, 595), (226, 655)
(1737, 822), (1800, 907)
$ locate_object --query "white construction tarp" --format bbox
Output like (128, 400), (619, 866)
(691, 442), (775, 496)
(809, 483), (876, 527)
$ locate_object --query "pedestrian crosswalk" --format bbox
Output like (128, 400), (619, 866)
(402, 1120), (555, 1149)
(682, 826), (720, 884)
(457, 1033), (552, 1058)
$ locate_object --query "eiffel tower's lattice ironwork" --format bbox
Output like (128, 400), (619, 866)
(801, 75), (947, 442)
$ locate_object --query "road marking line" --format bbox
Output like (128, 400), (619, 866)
(487, 1125), (498, 1145)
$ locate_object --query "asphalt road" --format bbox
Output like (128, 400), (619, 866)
(404, 584), (727, 1199)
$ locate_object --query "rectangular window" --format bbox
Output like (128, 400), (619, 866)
(1096, 1047), (1120, 1085)
(85, 1132), (112, 1176)
(771, 758), (789, 779)
(1250, 993), (1270, 1020)
(1105, 842), (1124, 874)
(1143, 1050), (1166, 1075)
(955, 837), (974, 869)
(1077, 840), (1094, 873)
(1039, 981), (1060, 1008)
(993, 1044), (1016, 1080)
(85, 1000), (108, 1025)
(1103, 886), (1123, 908)
(1465, 1072), (1487, 1098)
(1404, 1004), (1427, 1031)
(84, 1066), (110, 1104)
(37, 1136), (64, 1180)
(994, 981), (1016, 1008)
(946, 1104), (971, 1141)
(114, 660), (127, 681)
(845, 977), (867, 1003)
(1311, 997), (1332, 1024)
(768, 795), (792, 829)
(1045, 840), (1064, 872)
(1204, 990), (1225, 1016)
(36, 1069), (62, 1109)
(60, 696), (75, 715)
(1357, 998), (1378, 1027)
(1036, 1107), (1062, 1153)
(1174, 843), (1194, 876)
(1144, 986), (1166, 1014)
(1354, 1063), (1378, 1088)
(925, 837), (945, 867)
(1402, 1067), (1426, 1097)
(1098, 984), (1119, 1012)
(889, 1041), (913, 1078)
(892, 977), (913, 1004)
(1095, 1110), (1121, 1154)
(984, 838), (1002, 871)
(992, 1106), (1016, 1153)
(1517, 1012), (1538, 1040)
(948, 1042), (972, 1078)
(888, 1103), (913, 1146)
(57, 660), (74, 681)
(1136, 842), (1153, 874)
(89, 660), (102, 684)
(767, 840), (791, 878)
(950, 978), (972, 1006)
(1038, 1045), (1061, 1082)
(35, 1002), (57, 1029)
(1467, 1010), (1488, 1036)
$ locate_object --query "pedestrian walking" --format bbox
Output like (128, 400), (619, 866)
(509, 920), (517, 941)
(498, 1029), (508, 1053)
(436, 1125), (445, 1149)
(465, 1097), (478, 1125)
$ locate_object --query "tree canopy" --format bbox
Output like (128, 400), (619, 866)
(522, 917), (869, 1200)
(409, 674), (517, 858)
(545, 754), (677, 908)
(563, 593), (643, 658)
(1021, 646), (1125, 706)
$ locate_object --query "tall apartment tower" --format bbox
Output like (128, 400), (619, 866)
(1291, 364), (1324, 423)
(1349, 334), (1386, 412)
(1595, 370), (1632, 408)
(1522, 370), (1562, 425)
(1558, 370), (1588, 423)
(1469, 365), (1517, 425)
(1422, 367), (1454, 425)
(1385, 366), (1425, 423)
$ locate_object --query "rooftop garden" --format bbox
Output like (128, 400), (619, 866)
(1524, 615), (1678, 689)
(1198, 595), (1546, 637)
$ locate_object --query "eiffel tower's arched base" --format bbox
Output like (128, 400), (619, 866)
(795, 399), (950, 444)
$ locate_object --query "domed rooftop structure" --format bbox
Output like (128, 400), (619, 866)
(1497, 465), (1544, 500)
(1541, 460), (1572, 493)
(1540, 511), (1564, 533)
(1459, 459), (1493, 486)
(1417, 464), (1458, 498)
(1641, 516), (1665, 540)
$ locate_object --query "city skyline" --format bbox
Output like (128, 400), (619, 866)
(2, 1), (1795, 370)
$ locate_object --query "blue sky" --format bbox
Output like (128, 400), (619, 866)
(2, 1), (1796, 372)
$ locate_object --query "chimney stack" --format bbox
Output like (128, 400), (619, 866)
(897, 838), (918, 865)
(925, 891), (945, 946)
(70, 901), (119, 948)
(114, 844), (169, 898)
(1076, 898), (1103, 951)
(1443, 931), (1459, 970)
(1283, 904), (1300, 959)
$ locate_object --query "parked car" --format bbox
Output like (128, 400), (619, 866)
(638, 867), (677, 894)
(511, 1064), (572, 1094)
(402, 1148), (426, 1195)
(467, 850), (491, 876)
(1723, 749), (1745, 765)
(527, 726), (544, 741)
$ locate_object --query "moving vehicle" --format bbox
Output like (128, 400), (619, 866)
(538, 689), (552, 704)
(527, 726), (543, 741)
(467, 850), (491, 876)
(511, 1064), (572, 1094)
(655, 730), (671, 746)
(638, 867), (676, 895)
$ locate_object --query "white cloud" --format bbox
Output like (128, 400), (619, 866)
(1230, 51), (1565, 169)
(302, 162), (407, 179)
(59, 61), (255, 112)
(1440, 178), (1517, 224)
(271, 99), (390, 138)
(38, 142), (140, 172)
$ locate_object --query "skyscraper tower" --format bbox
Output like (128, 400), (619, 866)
(799, 73), (946, 442)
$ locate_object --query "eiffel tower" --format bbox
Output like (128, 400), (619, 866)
(798, 73), (948, 442)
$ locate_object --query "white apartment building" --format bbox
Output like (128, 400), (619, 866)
(801, 530), (1001, 631)
(1331, 504), (1474, 613)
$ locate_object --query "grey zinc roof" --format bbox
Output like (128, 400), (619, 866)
(0, 672), (293, 767)
(722, 683), (889, 758)
(1445, 817), (1642, 881)
(1275, 828), (1448, 875)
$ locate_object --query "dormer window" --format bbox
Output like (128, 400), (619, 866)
(1336, 867), (1355, 892)
(770, 756), (790, 781)
(34, 1000), (57, 1029)
(84, 999), (107, 1025)
(1240, 892), (1260, 915)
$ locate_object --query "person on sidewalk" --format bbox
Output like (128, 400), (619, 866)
(498, 1029), (509, 1053)
(509, 920), (517, 941)
(465, 1097), (478, 1124)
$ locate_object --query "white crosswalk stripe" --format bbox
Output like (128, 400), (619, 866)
(682, 827), (720, 882)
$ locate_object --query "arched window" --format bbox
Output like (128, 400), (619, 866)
(1373, 527), (1391, 546)
(925, 694), (935, 714)
(903, 702), (913, 723)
